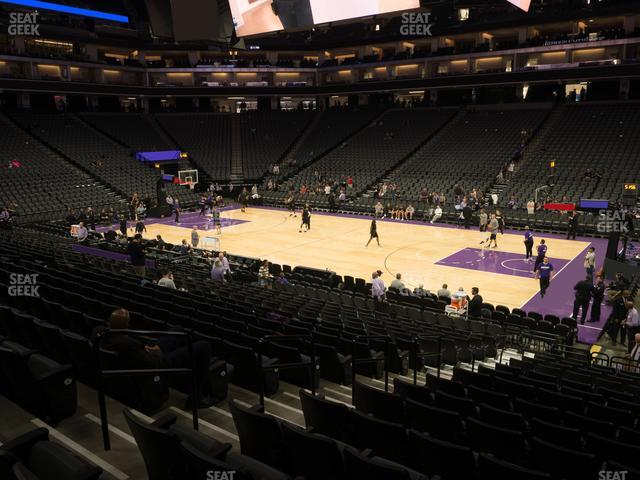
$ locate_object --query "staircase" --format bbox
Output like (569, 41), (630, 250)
(230, 114), (243, 184)
(279, 111), (324, 167)
(486, 104), (565, 199)
(280, 108), (389, 186)
(361, 107), (465, 199)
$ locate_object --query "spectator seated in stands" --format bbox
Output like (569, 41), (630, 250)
(93, 309), (215, 408)
(413, 284), (429, 297)
(390, 273), (407, 294)
(158, 270), (177, 289)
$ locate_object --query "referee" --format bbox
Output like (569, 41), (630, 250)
(366, 218), (381, 247)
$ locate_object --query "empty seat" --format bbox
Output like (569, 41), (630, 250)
(229, 400), (286, 471)
(299, 389), (352, 444)
(353, 381), (405, 424)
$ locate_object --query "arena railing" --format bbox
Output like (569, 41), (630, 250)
(351, 335), (391, 392)
(591, 351), (610, 367)
(93, 329), (199, 451)
(609, 355), (640, 374)
(256, 334), (317, 406)
(411, 334), (442, 383)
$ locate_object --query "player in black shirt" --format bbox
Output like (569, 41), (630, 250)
(299, 204), (311, 233)
(366, 218), (381, 247)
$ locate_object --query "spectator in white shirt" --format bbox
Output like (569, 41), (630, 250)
(437, 284), (451, 299)
(76, 222), (88, 243)
(405, 204), (415, 220)
(630, 333), (640, 365)
(157, 270), (177, 289)
(527, 200), (535, 215)
(390, 273), (405, 291)
(218, 251), (231, 277)
(374, 202), (384, 218)
(584, 247), (596, 281)
(430, 206), (442, 224)
(371, 271), (386, 305)
(625, 302), (640, 354)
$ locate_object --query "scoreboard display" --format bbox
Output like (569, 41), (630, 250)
(623, 183), (638, 206)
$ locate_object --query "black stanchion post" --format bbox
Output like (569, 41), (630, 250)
(413, 337), (418, 385)
(187, 337), (198, 431)
(384, 336), (389, 392)
(436, 336), (442, 379)
(257, 338), (265, 407)
(93, 335), (111, 451)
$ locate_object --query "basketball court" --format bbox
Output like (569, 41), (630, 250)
(117, 206), (607, 329)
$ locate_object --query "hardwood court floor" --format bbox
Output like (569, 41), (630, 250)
(143, 207), (590, 311)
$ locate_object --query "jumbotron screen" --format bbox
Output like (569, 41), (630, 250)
(507, 0), (531, 12)
(230, 0), (420, 37)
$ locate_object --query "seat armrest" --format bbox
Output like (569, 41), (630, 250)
(0, 428), (49, 462)
(150, 412), (177, 429)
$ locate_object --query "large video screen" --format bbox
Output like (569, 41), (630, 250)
(507, 0), (531, 12)
(230, 0), (420, 37)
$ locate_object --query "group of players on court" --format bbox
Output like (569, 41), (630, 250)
(283, 194), (556, 298)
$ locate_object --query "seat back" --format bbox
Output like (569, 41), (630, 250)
(352, 381), (405, 424)
(280, 422), (344, 480)
(229, 400), (286, 470)
(299, 389), (351, 443)
(123, 409), (183, 480)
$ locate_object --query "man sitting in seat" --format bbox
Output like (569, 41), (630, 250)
(93, 309), (214, 408)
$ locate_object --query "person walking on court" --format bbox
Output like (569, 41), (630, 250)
(135, 219), (146, 235)
(174, 205), (180, 224)
(533, 239), (547, 272)
(536, 256), (554, 298)
(584, 247), (596, 281)
(299, 204), (311, 233)
(524, 226), (534, 261)
(625, 302), (640, 354)
(479, 209), (488, 232)
(589, 275), (605, 323)
(485, 214), (499, 248)
(572, 275), (593, 324)
(567, 211), (578, 239)
(462, 204), (472, 229)
(495, 210), (505, 234)
(191, 226), (200, 248)
(285, 193), (296, 217)
(119, 215), (128, 237)
(366, 218), (381, 247)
